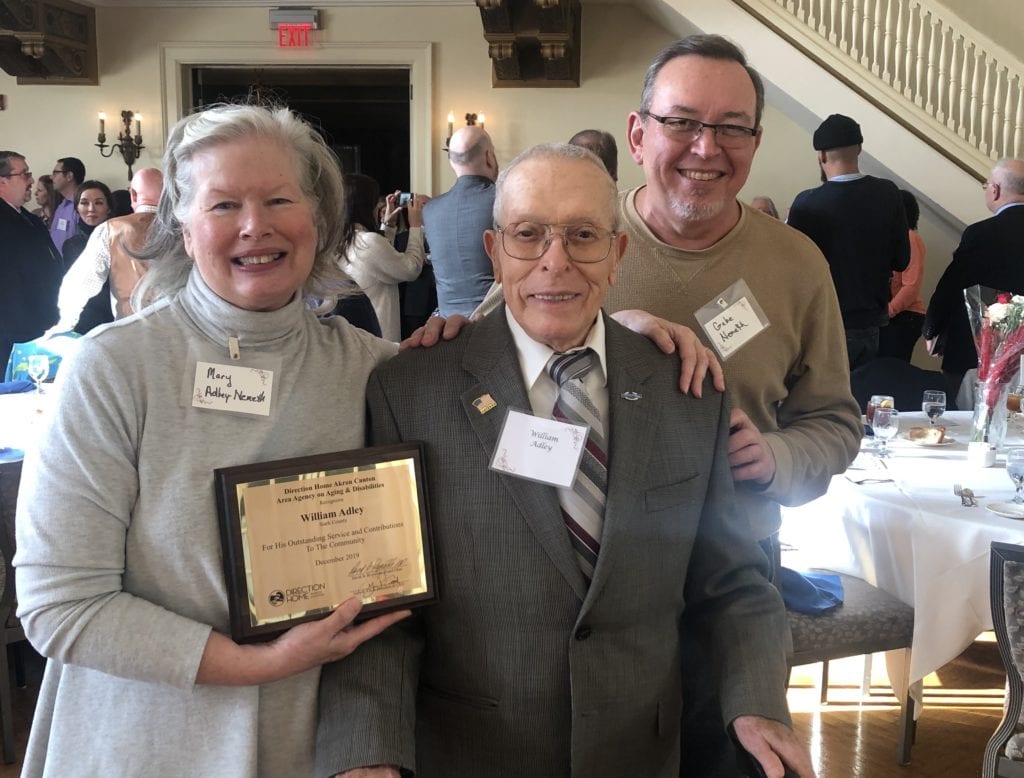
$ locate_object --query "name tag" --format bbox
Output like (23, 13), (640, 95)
(192, 361), (274, 416)
(490, 409), (588, 488)
(56, 217), (68, 231)
(701, 296), (764, 358)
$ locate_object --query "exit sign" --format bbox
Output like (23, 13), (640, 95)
(278, 23), (312, 48)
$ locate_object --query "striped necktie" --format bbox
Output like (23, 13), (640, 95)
(547, 349), (608, 582)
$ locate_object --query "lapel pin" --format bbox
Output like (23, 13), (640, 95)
(473, 393), (497, 414)
(621, 391), (642, 401)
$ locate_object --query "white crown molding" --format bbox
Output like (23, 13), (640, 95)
(81, 1), (475, 7)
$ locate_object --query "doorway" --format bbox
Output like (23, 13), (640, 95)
(190, 66), (412, 193)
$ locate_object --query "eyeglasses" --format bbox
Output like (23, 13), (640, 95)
(0, 171), (31, 180)
(642, 111), (757, 148)
(495, 222), (618, 264)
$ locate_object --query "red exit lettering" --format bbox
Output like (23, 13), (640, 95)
(278, 23), (312, 48)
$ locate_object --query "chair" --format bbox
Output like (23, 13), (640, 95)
(787, 571), (916, 766)
(983, 542), (1024, 778)
(0, 461), (27, 764)
(850, 356), (951, 411)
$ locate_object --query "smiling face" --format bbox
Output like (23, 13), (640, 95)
(627, 54), (761, 248)
(485, 155), (626, 352)
(181, 137), (318, 312)
(76, 188), (110, 227)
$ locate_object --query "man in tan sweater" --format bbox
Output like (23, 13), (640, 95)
(614, 34), (860, 778)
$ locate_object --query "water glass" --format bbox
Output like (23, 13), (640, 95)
(27, 355), (49, 394)
(922, 389), (946, 427)
(872, 407), (899, 458)
(1007, 449), (1024, 504)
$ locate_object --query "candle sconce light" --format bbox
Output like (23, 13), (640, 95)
(444, 110), (487, 151)
(96, 110), (145, 179)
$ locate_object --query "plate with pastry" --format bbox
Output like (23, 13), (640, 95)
(905, 426), (954, 446)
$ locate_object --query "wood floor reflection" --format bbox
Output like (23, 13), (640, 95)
(0, 637), (1006, 775)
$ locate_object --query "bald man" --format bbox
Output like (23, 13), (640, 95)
(52, 167), (164, 333)
(924, 158), (1024, 398)
(422, 125), (500, 316)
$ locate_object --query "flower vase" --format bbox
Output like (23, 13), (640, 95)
(972, 379), (1011, 447)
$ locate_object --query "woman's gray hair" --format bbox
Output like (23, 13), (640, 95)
(493, 142), (621, 231)
(133, 103), (348, 311)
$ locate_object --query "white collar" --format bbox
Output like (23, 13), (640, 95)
(505, 307), (608, 393)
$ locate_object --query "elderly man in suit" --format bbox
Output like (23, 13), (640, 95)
(924, 158), (1024, 399)
(0, 151), (63, 370)
(316, 144), (813, 778)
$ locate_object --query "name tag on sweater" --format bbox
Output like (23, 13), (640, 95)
(192, 361), (274, 416)
(695, 279), (770, 359)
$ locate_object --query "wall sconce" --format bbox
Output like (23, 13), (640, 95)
(444, 110), (487, 151)
(96, 110), (145, 179)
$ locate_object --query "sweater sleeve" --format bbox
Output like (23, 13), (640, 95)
(889, 231), (925, 317)
(53, 222), (113, 333)
(14, 338), (213, 690)
(351, 228), (426, 285)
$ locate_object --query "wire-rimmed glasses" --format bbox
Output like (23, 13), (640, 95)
(495, 222), (618, 264)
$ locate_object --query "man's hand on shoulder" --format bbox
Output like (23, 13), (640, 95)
(609, 309), (725, 397)
(728, 408), (776, 485)
(399, 314), (469, 351)
(732, 715), (816, 778)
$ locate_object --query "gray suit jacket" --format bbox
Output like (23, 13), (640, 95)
(421, 175), (495, 317)
(316, 310), (790, 777)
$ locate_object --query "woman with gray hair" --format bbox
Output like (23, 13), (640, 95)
(14, 104), (408, 776)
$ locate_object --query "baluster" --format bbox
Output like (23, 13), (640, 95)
(942, 36), (958, 130)
(959, 40), (972, 138)
(903, 3), (916, 99)
(872, 0), (884, 75)
(857, 0), (869, 66)
(1002, 71), (1016, 158)
(881, 0), (894, 83)
(807, 0), (819, 31)
(1014, 79), (1024, 158)
(840, 0), (850, 53)
(925, 17), (940, 115)
(832, 0), (843, 45)
(969, 48), (984, 148)
(892, 0), (905, 90)
(993, 67), (1007, 158)
(941, 30), (956, 128)
(914, 5), (928, 107)
(980, 58), (994, 156)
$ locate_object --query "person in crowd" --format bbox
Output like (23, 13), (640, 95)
(14, 105), (411, 777)
(337, 174), (426, 342)
(422, 125), (499, 316)
(568, 128), (618, 180)
(750, 195), (780, 218)
(923, 158), (1024, 399)
(110, 187), (133, 217)
(787, 113), (910, 369)
(48, 156), (86, 253)
(316, 143), (813, 778)
(879, 189), (927, 361)
(61, 180), (113, 272)
(52, 167), (164, 334)
(0, 151), (63, 371)
(377, 191), (439, 338)
(31, 174), (60, 227)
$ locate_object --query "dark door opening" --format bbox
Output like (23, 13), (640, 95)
(190, 66), (412, 193)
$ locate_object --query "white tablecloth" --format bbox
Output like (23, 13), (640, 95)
(782, 411), (1024, 712)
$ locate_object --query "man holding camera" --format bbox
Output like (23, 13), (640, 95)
(422, 125), (500, 317)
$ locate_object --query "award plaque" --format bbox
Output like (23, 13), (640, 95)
(214, 442), (436, 642)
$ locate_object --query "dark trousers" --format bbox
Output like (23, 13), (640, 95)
(878, 311), (924, 363)
(0, 340), (12, 381)
(845, 326), (879, 371)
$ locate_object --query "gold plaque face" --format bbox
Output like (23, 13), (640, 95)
(215, 443), (435, 642)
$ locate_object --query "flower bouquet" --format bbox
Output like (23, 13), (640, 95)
(966, 286), (1024, 444)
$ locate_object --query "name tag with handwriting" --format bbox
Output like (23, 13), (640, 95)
(490, 409), (588, 488)
(701, 296), (765, 358)
(192, 361), (274, 416)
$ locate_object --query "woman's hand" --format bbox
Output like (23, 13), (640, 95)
(196, 598), (410, 686)
(382, 191), (403, 227)
(405, 194), (429, 229)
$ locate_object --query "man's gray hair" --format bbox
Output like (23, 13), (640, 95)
(449, 137), (488, 167)
(994, 158), (1024, 196)
(134, 103), (347, 310)
(568, 129), (618, 180)
(0, 151), (25, 178)
(493, 143), (621, 231)
(640, 34), (765, 129)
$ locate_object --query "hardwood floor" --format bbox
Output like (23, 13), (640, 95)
(0, 637), (1007, 776)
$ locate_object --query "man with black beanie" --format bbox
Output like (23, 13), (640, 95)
(788, 113), (910, 369)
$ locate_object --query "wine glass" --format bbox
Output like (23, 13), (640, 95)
(866, 394), (894, 425)
(1007, 449), (1024, 504)
(922, 389), (946, 427)
(872, 407), (899, 458)
(26, 354), (49, 395)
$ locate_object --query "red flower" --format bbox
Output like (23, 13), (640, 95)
(998, 293), (1013, 303)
